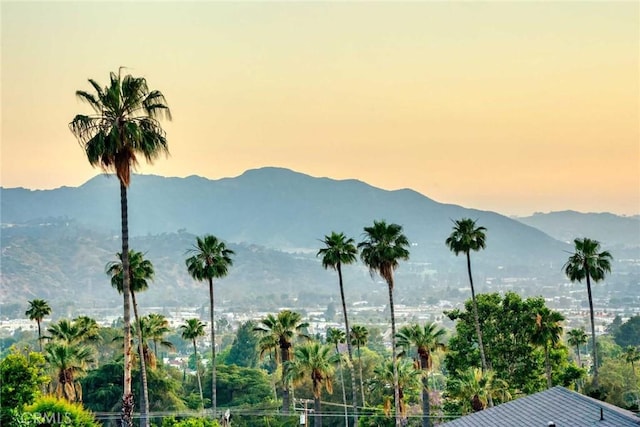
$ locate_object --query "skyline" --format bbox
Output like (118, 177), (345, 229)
(1, 1), (638, 217)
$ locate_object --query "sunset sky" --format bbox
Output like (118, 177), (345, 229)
(1, 1), (638, 216)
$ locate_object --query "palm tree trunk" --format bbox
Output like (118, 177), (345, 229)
(338, 264), (359, 424)
(586, 274), (599, 385)
(131, 291), (150, 427)
(387, 279), (401, 427)
(120, 181), (134, 427)
(314, 396), (321, 427)
(358, 345), (365, 408)
(37, 320), (43, 352)
(466, 251), (493, 407)
(575, 344), (582, 367)
(194, 341), (204, 410)
(420, 355), (430, 427)
(335, 344), (348, 426)
(209, 278), (217, 418)
(281, 345), (290, 414)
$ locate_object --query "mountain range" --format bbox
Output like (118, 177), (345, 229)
(1, 167), (638, 314)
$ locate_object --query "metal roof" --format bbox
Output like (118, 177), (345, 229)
(441, 386), (640, 427)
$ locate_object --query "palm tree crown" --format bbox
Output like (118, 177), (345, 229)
(106, 250), (154, 294)
(358, 220), (410, 290)
(566, 328), (588, 366)
(445, 218), (486, 256)
(26, 299), (52, 352)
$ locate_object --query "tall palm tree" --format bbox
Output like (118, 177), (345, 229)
(567, 328), (588, 367)
(286, 342), (339, 427)
(186, 234), (234, 417)
(107, 249), (154, 427)
(254, 310), (310, 413)
(563, 237), (612, 384)
(318, 231), (359, 422)
(180, 318), (206, 410)
(445, 220), (491, 376)
(70, 68), (171, 427)
(26, 299), (51, 352)
(531, 308), (565, 389)
(624, 346), (640, 377)
(371, 358), (422, 420)
(358, 220), (410, 427)
(396, 322), (447, 427)
(350, 324), (369, 407)
(326, 327), (348, 425)
(44, 341), (94, 403)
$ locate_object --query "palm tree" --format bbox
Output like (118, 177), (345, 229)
(44, 341), (94, 403)
(70, 68), (171, 427)
(46, 318), (101, 346)
(186, 234), (234, 417)
(26, 299), (51, 352)
(254, 310), (310, 413)
(180, 318), (206, 410)
(447, 368), (511, 415)
(286, 342), (339, 427)
(318, 231), (359, 422)
(107, 249), (154, 427)
(567, 328), (588, 367)
(531, 308), (565, 389)
(358, 219), (410, 427)
(350, 324), (369, 407)
(624, 346), (640, 377)
(326, 327), (348, 425)
(145, 313), (174, 363)
(396, 322), (447, 427)
(563, 237), (613, 384)
(445, 219), (491, 375)
(371, 358), (422, 420)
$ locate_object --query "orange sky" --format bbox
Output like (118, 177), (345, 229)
(1, 1), (638, 216)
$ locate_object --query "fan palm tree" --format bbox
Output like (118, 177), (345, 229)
(350, 324), (369, 407)
(254, 310), (310, 413)
(624, 346), (640, 377)
(326, 327), (348, 425)
(186, 234), (234, 417)
(286, 342), (339, 427)
(44, 342), (94, 403)
(445, 219), (490, 374)
(107, 249), (154, 426)
(318, 231), (359, 422)
(447, 368), (510, 415)
(180, 318), (206, 410)
(531, 308), (565, 389)
(371, 358), (422, 420)
(70, 68), (171, 427)
(46, 318), (101, 346)
(358, 220), (410, 427)
(26, 299), (51, 352)
(567, 328), (588, 367)
(396, 322), (447, 427)
(563, 237), (612, 384)
(145, 313), (174, 363)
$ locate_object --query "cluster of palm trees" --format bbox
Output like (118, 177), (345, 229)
(63, 68), (617, 426)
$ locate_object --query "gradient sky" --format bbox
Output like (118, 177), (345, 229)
(1, 1), (638, 216)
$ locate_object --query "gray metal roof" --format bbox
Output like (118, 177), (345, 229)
(441, 386), (640, 427)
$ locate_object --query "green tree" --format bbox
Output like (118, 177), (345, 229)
(351, 324), (370, 407)
(107, 249), (155, 425)
(186, 234), (235, 417)
(445, 368), (510, 415)
(623, 346), (640, 377)
(46, 318), (101, 347)
(286, 342), (339, 427)
(370, 358), (422, 420)
(567, 328), (588, 367)
(70, 68), (171, 427)
(143, 313), (175, 365)
(445, 219), (490, 384)
(254, 310), (309, 413)
(326, 327), (349, 425)
(318, 231), (360, 423)
(531, 307), (565, 389)
(44, 341), (94, 402)
(25, 299), (51, 352)
(358, 219), (410, 427)
(0, 347), (49, 425)
(564, 237), (612, 384)
(22, 396), (101, 427)
(225, 321), (259, 368)
(180, 318), (207, 409)
(615, 315), (640, 348)
(396, 322), (446, 427)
